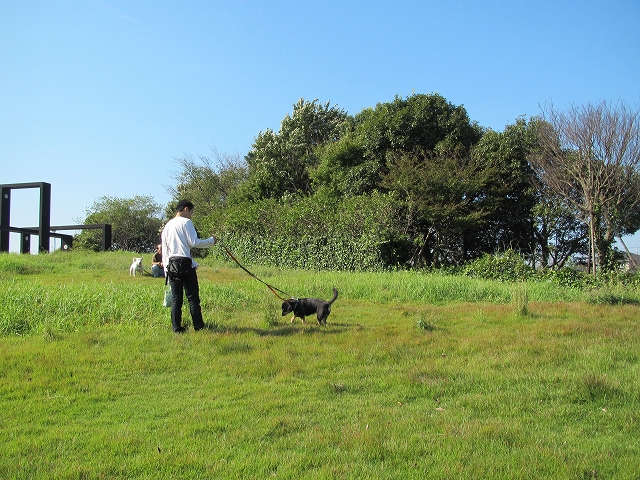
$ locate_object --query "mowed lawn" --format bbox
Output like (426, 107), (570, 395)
(1, 251), (639, 479)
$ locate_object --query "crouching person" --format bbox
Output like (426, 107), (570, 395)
(151, 244), (165, 277)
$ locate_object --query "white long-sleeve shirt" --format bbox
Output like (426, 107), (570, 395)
(161, 216), (215, 269)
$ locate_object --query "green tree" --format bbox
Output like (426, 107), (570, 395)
(469, 118), (539, 255)
(531, 184), (588, 269)
(310, 136), (374, 197)
(355, 93), (482, 156)
(239, 98), (348, 201)
(312, 93), (483, 198)
(382, 149), (498, 266)
(167, 148), (247, 225)
(75, 196), (163, 252)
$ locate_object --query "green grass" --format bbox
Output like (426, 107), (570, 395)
(1, 251), (640, 478)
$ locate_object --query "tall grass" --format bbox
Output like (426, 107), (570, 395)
(1, 251), (640, 478)
(0, 249), (634, 336)
(0, 254), (589, 337)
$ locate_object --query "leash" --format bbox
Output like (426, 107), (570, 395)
(220, 243), (293, 301)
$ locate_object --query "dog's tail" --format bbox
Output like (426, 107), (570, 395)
(328, 287), (338, 304)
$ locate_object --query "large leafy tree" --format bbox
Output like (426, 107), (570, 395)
(382, 149), (498, 266)
(312, 93), (483, 198)
(469, 118), (539, 256)
(355, 93), (482, 157)
(75, 195), (163, 252)
(310, 136), (373, 197)
(239, 98), (348, 200)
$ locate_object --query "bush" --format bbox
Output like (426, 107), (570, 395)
(463, 249), (534, 282)
(205, 193), (403, 271)
(536, 267), (597, 289)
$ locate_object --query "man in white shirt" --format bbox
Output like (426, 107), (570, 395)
(161, 200), (216, 333)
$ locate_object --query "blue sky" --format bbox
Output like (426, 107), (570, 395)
(1, 0), (639, 252)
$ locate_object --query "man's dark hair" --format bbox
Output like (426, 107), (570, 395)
(175, 200), (194, 212)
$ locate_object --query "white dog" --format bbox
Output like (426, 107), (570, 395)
(129, 257), (144, 276)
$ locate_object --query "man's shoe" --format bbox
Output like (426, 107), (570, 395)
(174, 327), (186, 334)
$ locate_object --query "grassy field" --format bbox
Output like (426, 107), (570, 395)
(1, 251), (640, 479)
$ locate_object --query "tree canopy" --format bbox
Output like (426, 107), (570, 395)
(238, 98), (348, 201)
(82, 94), (640, 272)
(75, 195), (163, 253)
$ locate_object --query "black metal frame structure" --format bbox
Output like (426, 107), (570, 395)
(0, 182), (112, 253)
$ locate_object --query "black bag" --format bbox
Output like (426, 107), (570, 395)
(167, 257), (192, 280)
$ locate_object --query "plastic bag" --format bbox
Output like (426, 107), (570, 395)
(163, 287), (172, 307)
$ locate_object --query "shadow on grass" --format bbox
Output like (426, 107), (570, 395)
(588, 294), (640, 306)
(205, 322), (357, 337)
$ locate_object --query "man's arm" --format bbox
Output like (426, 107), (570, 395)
(185, 221), (215, 249)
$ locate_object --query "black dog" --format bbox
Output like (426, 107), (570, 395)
(282, 288), (338, 325)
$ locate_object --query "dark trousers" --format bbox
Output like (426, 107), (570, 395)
(169, 267), (205, 331)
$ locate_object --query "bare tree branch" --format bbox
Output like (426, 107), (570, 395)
(530, 100), (640, 275)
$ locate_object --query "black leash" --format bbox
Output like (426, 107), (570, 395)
(221, 243), (293, 301)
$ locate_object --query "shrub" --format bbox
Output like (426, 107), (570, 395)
(463, 249), (534, 282)
(205, 193), (403, 271)
(536, 267), (597, 289)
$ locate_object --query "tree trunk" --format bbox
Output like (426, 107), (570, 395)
(589, 214), (597, 277)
